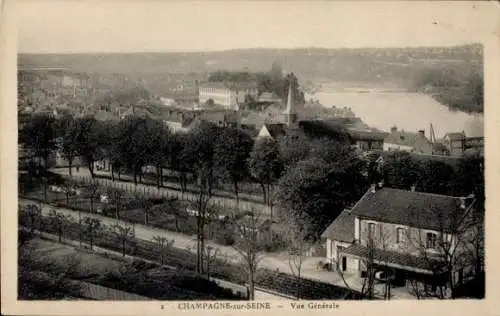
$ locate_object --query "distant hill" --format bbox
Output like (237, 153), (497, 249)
(19, 44), (483, 89)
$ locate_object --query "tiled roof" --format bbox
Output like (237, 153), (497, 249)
(385, 130), (433, 154)
(321, 210), (355, 242)
(350, 187), (471, 233)
(340, 243), (443, 273)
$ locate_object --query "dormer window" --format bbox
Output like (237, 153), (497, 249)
(396, 227), (406, 244)
(426, 232), (438, 249)
(368, 222), (377, 240)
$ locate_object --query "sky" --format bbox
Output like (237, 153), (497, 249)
(17, 0), (499, 53)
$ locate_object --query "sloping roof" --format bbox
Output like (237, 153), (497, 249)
(263, 123), (287, 138)
(444, 132), (466, 141)
(340, 243), (442, 273)
(384, 130), (433, 154)
(298, 120), (353, 143)
(120, 107), (156, 119)
(199, 81), (258, 91)
(350, 187), (471, 233)
(321, 210), (355, 242)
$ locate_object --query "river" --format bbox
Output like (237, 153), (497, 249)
(306, 90), (484, 139)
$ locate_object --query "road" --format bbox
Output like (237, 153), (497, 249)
(50, 168), (271, 217)
(19, 198), (349, 288)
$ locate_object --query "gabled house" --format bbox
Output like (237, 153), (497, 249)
(383, 127), (433, 155)
(321, 185), (479, 296)
(442, 131), (484, 157)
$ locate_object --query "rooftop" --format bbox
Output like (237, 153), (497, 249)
(321, 210), (356, 243)
(350, 187), (473, 233)
(384, 129), (433, 154)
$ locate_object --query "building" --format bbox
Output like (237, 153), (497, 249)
(198, 82), (259, 111)
(442, 132), (484, 157)
(383, 127), (433, 155)
(321, 185), (479, 296)
(257, 123), (287, 139)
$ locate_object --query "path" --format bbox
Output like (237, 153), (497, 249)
(20, 198), (416, 299)
(50, 168), (271, 217)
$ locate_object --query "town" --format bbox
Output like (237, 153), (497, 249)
(17, 55), (485, 301)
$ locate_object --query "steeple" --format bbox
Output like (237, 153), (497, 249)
(283, 81), (298, 128)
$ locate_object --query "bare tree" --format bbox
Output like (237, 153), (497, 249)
(62, 181), (76, 205)
(48, 209), (71, 243)
(152, 235), (175, 265)
(24, 204), (41, 235)
(106, 187), (123, 220)
(202, 244), (221, 280)
(87, 182), (100, 213)
(409, 198), (479, 299)
(229, 208), (266, 300)
(82, 217), (101, 251)
(284, 216), (311, 300)
(192, 183), (217, 274)
(111, 223), (136, 257)
(134, 191), (154, 225)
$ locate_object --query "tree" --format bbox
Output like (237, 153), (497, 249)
(170, 133), (190, 194)
(278, 130), (311, 170)
(81, 217), (101, 250)
(229, 208), (266, 300)
(152, 235), (175, 265)
(24, 204), (41, 235)
(87, 182), (100, 213)
(56, 115), (81, 177)
(48, 209), (70, 243)
(248, 137), (284, 219)
(285, 216), (312, 299)
(192, 183), (217, 274)
(77, 116), (103, 179)
(19, 113), (56, 172)
(182, 121), (220, 197)
(408, 195), (480, 299)
(275, 154), (367, 240)
(415, 159), (455, 195)
(62, 181), (76, 205)
(214, 127), (254, 204)
(111, 223), (136, 257)
(134, 192), (154, 225)
(106, 187), (123, 220)
(382, 151), (419, 190)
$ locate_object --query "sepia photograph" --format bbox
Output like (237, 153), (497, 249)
(2, 0), (500, 315)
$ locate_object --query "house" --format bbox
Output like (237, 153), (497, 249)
(442, 132), (466, 156)
(198, 82), (259, 110)
(119, 107), (156, 120)
(321, 185), (478, 296)
(383, 127), (433, 155)
(442, 131), (484, 157)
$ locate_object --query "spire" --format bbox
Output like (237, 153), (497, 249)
(285, 81), (293, 115)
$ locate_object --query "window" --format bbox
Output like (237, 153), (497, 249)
(368, 223), (376, 240)
(396, 228), (406, 244)
(426, 232), (438, 249)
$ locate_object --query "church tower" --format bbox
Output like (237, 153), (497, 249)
(282, 81), (298, 128)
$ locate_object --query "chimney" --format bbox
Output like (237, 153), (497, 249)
(418, 130), (425, 138)
(459, 197), (466, 209)
(390, 126), (397, 133)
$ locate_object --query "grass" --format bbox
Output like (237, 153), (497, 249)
(19, 211), (359, 300)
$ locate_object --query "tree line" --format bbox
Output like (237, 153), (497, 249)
(20, 112), (484, 242)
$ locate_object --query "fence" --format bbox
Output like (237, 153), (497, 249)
(70, 174), (271, 215)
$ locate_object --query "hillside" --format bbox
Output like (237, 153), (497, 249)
(19, 44), (483, 90)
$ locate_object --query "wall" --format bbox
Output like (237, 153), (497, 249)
(383, 143), (414, 152)
(199, 87), (238, 110)
(358, 218), (448, 258)
(325, 239), (357, 272)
